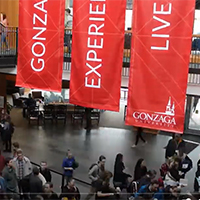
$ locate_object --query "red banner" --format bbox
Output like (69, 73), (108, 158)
(16, 0), (65, 92)
(126, 0), (195, 133)
(69, 0), (126, 111)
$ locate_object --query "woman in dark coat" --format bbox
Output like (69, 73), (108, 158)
(194, 160), (200, 192)
(113, 153), (131, 187)
(134, 158), (147, 181)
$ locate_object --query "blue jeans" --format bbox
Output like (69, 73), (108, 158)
(0, 32), (8, 49)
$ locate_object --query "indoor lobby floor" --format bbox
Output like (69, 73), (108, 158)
(1, 106), (199, 195)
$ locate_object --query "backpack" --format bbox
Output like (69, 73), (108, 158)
(89, 163), (98, 171)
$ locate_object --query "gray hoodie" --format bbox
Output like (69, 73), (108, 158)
(2, 166), (18, 192)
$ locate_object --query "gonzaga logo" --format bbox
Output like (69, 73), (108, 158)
(133, 97), (176, 127)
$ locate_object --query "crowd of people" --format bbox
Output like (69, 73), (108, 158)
(1, 109), (200, 200)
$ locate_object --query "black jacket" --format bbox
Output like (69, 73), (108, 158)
(40, 168), (52, 183)
(179, 155), (193, 174)
(29, 174), (43, 198)
(165, 139), (176, 159)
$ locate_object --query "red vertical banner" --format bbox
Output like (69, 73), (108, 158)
(69, 0), (126, 111)
(16, 0), (65, 92)
(126, 0), (195, 133)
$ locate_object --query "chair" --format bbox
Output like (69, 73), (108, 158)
(43, 105), (54, 124)
(91, 110), (100, 125)
(71, 106), (85, 125)
(12, 93), (25, 107)
(28, 107), (39, 125)
(55, 105), (67, 124)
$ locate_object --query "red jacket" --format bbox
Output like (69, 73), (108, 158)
(0, 155), (5, 172)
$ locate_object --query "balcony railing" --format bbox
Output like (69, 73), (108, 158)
(1, 28), (200, 84)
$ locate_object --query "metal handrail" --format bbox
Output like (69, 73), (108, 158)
(31, 161), (91, 191)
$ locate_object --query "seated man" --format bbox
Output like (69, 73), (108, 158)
(43, 183), (58, 200)
(60, 178), (80, 200)
(135, 180), (159, 200)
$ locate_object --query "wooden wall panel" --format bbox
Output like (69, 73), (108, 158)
(0, 0), (19, 27)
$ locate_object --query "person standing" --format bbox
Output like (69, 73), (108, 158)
(132, 127), (147, 148)
(2, 117), (12, 152)
(85, 108), (93, 131)
(62, 150), (76, 184)
(194, 160), (200, 192)
(113, 153), (131, 189)
(29, 167), (43, 199)
(134, 158), (147, 181)
(39, 161), (52, 183)
(2, 158), (19, 199)
(85, 155), (106, 200)
(12, 149), (32, 196)
(0, 13), (9, 51)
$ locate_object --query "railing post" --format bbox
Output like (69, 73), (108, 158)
(16, 27), (18, 57)
(61, 174), (65, 193)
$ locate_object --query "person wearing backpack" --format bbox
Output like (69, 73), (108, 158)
(85, 155), (106, 200)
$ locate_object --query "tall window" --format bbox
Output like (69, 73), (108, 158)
(69, 0), (73, 7)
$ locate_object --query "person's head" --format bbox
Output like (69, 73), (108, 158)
(175, 134), (181, 142)
(13, 142), (19, 149)
(170, 186), (181, 197)
(135, 158), (145, 170)
(149, 180), (159, 192)
(44, 182), (53, 193)
(67, 149), (72, 158)
(98, 155), (106, 168)
(146, 170), (157, 179)
(40, 161), (47, 170)
(28, 93), (32, 99)
(17, 149), (23, 160)
(33, 167), (40, 176)
(5, 157), (13, 168)
(65, 8), (71, 16)
(101, 170), (113, 181)
(67, 178), (75, 188)
(115, 153), (123, 164)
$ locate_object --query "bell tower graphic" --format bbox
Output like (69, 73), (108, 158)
(155, 97), (175, 116)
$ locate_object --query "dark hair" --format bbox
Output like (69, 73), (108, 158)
(147, 170), (157, 178)
(134, 158), (145, 180)
(33, 167), (40, 175)
(65, 8), (71, 14)
(99, 155), (106, 162)
(13, 142), (19, 149)
(151, 180), (159, 185)
(67, 178), (74, 185)
(5, 157), (12, 166)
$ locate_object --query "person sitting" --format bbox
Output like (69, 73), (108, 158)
(43, 182), (58, 200)
(113, 153), (131, 190)
(134, 159), (147, 181)
(135, 180), (159, 200)
(164, 158), (181, 186)
(96, 171), (120, 200)
(60, 178), (80, 200)
(138, 170), (157, 190)
(25, 94), (36, 109)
